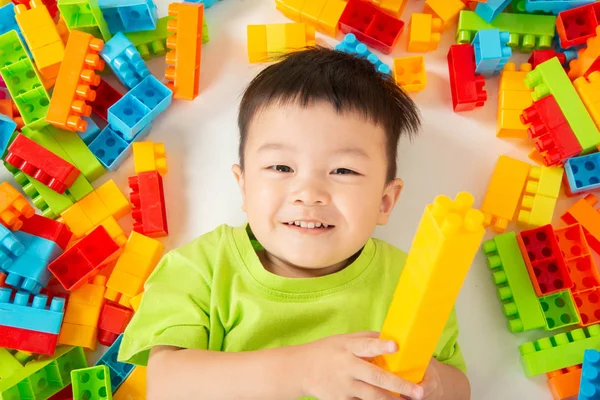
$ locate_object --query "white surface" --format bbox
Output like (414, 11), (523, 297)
(2, 1), (575, 398)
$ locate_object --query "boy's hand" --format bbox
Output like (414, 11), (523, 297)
(419, 358), (446, 400)
(291, 331), (424, 400)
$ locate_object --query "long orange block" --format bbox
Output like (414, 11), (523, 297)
(481, 155), (531, 233)
(423, 0), (466, 30)
(562, 194), (600, 254)
(497, 63), (533, 139)
(14, 0), (64, 81)
(165, 3), (203, 101)
(547, 365), (581, 400)
(373, 192), (485, 383)
(568, 26), (600, 80)
(46, 31), (105, 133)
(0, 182), (35, 230)
(574, 71), (600, 131)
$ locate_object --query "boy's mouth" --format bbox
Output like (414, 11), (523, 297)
(284, 221), (334, 229)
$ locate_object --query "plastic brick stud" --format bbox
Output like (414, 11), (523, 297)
(447, 44), (487, 112)
(554, 224), (600, 294)
(100, 32), (150, 90)
(71, 365), (112, 400)
(335, 34), (391, 75)
(546, 365), (582, 400)
(0, 288), (65, 333)
(133, 141), (167, 175)
(95, 334), (135, 392)
(393, 56), (426, 92)
(472, 29), (512, 77)
(556, 2), (600, 49)
(0, 181), (35, 230)
(580, 349), (600, 399)
(97, 301), (133, 346)
(407, 13), (441, 52)
(538, 290), (580, 330)
(497, 62), (533, 139)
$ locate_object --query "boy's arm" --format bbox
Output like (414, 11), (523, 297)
(422, 358), (470, 400)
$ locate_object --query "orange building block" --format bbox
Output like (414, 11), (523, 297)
(114, 367), (146, 400)
(105, 232), (164, 309)
(574, 71), (600, 131)
(275, 0), (346, 38)
(165, 3), (203, 101)
(0, 181), (35, 230)
(14, 0), (65, 82)
(58, 275), (106, 351)
(373, 192), (485, 383)
(408, 13), (442, 52)
(568, 26), (600, 80)
(481, 155), (531, 233)
(423, 0), (466, 30)
(562, 194), (600, 254)
(374, 0), (408, 18)
(547, 365), (581, 400)
(497, 62), (533, 139)
(46, 31), (104, 133)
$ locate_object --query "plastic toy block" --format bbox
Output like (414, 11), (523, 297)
(95, 334), (135, 392)
(407, 13), (441, 52)
(0, 346), (87, 399)
(98, 301), (133, 346)
(46, 30), (105, 134)
(0, 288), (65, 333)
(71, 365), (112, 400)
(20, 214), (71, 251)
(447, 44), (487, 112)
(373, 192), (484, 383)
(6, 134), (81, 194)
(14, 0), (65, 81)
(565, 153), (600, 195)
(547, 365), (582, 400)
(0, 4), (28, 55)
(476, 0), (512, 23)
(128, 171), (168, 238)
(517, 166), (562, 227)
(247, 24), (267, 63)
(48, 225), (121, 291)
(554, 224), (600, 294)
(0, 181), (35, 230)
(247, 23), (316, 64)
(100, 32), (150, 90)
(497, 62), (533, 139)
(79, 116), (101, 145)
(338, 0), (404, 55)
(525, 0), (594, 14)
(574, 72), (600, 132)
(14, 0), (60, 18)
(526, 58), (600, 153)
(0, 324), (58, 354)
(472, 29), (512, 77)
(334, 34), (391, 75)
(112, 366), (146, 400)
(98, 0), (157, 34)
(48, 384), (74, 400)
(517, 225), (573, 296)
(274, 0), (306, 26)
(0, 348), (24, 378)
(90, 79), (122, 122)
(528, 50), (567, 69)
(423, 0), (466, 29)
(108, 75), (172, 141)
(539, 290), (580, 330)
(556, 2), (600, 49)
(568, 27), (600, 81)
(132, 141), (166, 175)
(580, 349), (600, 399)
(105, 231), (164, 308)
(0, 114), (16, 157)
(562, 194), (600, 254)
(574, 288), (600, 326)
(164, 2), (203, 101)
(481, 155), (530, 232)
(456, 10), (555, 51)
(130, 291), (142, 311)
(57, 0), (111, 41)
(0, 30), (28, 70)
(393, 56), (426, 92)
(89, 123), (151, 172)
(93, 180), (131, 220)
(482, 232), (546, 332)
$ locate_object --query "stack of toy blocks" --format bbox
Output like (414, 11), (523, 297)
(472, 29), (512, 77)
(497, 62), (533, 139)
(247, 23), (316, 64)
(98, 0), (158, 34)
(275, 0), (348, 37)
(407, 13), (441, 52)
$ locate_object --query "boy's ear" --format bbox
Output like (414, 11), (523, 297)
(377, 178), (403, 225)
(232, 164), (247, 212)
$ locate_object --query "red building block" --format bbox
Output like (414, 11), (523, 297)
(5, 134), (81, 194)
(447, 44), (487, 112)
(528, 50), (567, 69)
(555, 224), (600, 293)
(48, 226), (121, 291)
(520, 95), (581, 166)
(48, 385), (73, 400)
(556, 2), (600, 49)
(338, 0), (404, 55)
(12, 0), (58, 18)
(97, 301), (133, 346)
(0, 271), (8, 288)
(0, 323), (58, 355)
(20, 214), (72, 250)
(517, 224), (573, 296)
(89, 79), (123, 122)
(129, 171), (168, 237)
(573, 288), (600, 326)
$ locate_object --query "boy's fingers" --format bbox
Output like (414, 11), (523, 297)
(346, 331), (381, 339)
(354, 362), (424, 399)
(349, 381), (401, 400)
(349, 338), (397, 358)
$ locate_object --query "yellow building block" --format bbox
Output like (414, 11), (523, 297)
(247, 25), (268, 63)
(58, 275), (106, 350)
(407, 13), (442, 53)
(275, 0), (307, 21)
(528, 148), (545, 166)
(286, 22), (316, 49)
(95, 180), (131, 220)
(105, 232), (165, 309)
(316, 0), (346, 38)
(266, 24), (286, 54)
(114, 367), (147, 400)
(247, 23), (316, 64)
(300, 0), (328, 27)
(574, 71), (600, 131)
(423, 0), (466, 30)
(56, 15), (69, 45)
(376, 0), (408, 18)
(481, 155), (531, 232)
(133, 142), (167, 176)
(14, 0), (65, 81)
(373, 192), (485, 383)
(517, 166), (563, 227)
(497, 63), (533, 139)
(130, 292), (144, 312)
(0, 0), (11, 6)
(393, 56), (426, 92)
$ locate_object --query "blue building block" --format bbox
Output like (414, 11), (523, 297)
(107, 75), (171, 140)
(78, 116), (101, 145)
(185, 0), (220, 7)
(525, 0), (595, 15)
(0, 223), (24, 272)
(475, 0), (511, 23)
(0, 3), (29, 55)
(89, 122), (152, 170)
(334, 34), (391, 75)
(99, 0), (158, 34)
(473, 29), (512, 77)
(95, 334), (135, 392)
(0, 287), (65, 334)
(580, 349), (600, 400)
(100, 32), (150, 90)
(565, 153), (600, 195)
(4, 231), (63, 294)
(0, 113), (17, 158)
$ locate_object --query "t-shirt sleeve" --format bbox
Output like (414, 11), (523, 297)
(118, 251), (212, 366)
(433, 307), (466, 374)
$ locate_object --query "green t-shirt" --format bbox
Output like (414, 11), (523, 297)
(119, 224), (466, 375)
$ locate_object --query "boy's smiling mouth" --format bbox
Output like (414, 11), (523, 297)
(284, 220), (335, 230)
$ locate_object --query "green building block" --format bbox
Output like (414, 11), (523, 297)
(519, 324), (600, 376)
(71, 365), (112, 400)
(456, 10), (555, 51)
(0, 346), (87, 400)
(0, 349), (24, 380)
(482, 232), (545, 333)
(539, 290), (580, 330)
(525, 57), (600, 153)
(57, 0), (111, 41)
(0, 31), (28, 67)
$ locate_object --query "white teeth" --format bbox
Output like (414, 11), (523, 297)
(315, 222), (322, 228)
(294, 221), (301, 226)
(300, 221), (308, 228)
(287, 221), (330, 228)
(323, 224), (328, 228)
(307, 222), (315, 229)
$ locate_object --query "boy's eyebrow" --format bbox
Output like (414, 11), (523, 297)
(335, 147), (370, 159)
(257, 143), (290, 152)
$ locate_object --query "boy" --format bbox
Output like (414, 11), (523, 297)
(119, 47), (471, 399)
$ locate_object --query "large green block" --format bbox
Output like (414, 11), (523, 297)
(0, 349), (24, 381)
(0, 31), (28, 67)
(71, 365), (112, 400)
(57, 0), (111, 41)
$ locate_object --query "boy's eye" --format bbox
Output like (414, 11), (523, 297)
(332, 168), (357, 175)
(270, 165), (293, 173)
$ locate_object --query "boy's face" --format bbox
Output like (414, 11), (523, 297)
(233, 102), (403, 270)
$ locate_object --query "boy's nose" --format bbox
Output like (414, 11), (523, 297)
(291, 181), (330, 206)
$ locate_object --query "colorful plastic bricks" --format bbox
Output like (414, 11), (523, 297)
(89, 123), (152, 171)
(57, 0), (111, 41)
(565, 153), (600, 195)
(554, 224), (600, 294)
(113, 366), (146, 400)
(0, 324), (60, 355)
(556, 2), (600, 49)
(393, 56), (426, 92)
(95, 334), (135, 392)
(562, 194), (600, 254)
(71, 365), (112, 400)
(472, 29), (512, 77)
(98, 301), (133, 346)
(99, 0), (158, 34)
(374, 192), (485, 383)
(569, 27), (600, 80)
(517, 166), (562, 227)
(407, 13), (441, 52)
(275, 0), (347, 37)
(129, 171), (168, 237)
(334, 34), (391, 75)
(0, 288), (65, 333)
(100, 32), (150, 90)
(247, 23), (316, 64)
(475, 0), (511, 23)
(574, 71), (600, 132)
(447, 44), (487, 112)
(0, 181), (35, 230)
(90, 79), (123, 122)
(528, 50), (567, 69)
(423, 0), (466, 30)
(497, 63), (533, 139)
